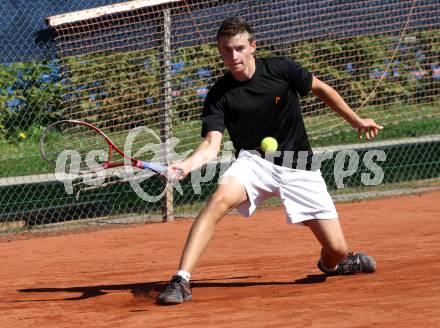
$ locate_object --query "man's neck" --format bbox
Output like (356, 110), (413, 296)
(232, 57), (256, 81)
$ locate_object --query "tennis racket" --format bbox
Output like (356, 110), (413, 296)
(39, 119), (181, 178)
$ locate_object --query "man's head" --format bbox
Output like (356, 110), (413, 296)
(216, 17), (255, 43)
(217, 17), (256, 80)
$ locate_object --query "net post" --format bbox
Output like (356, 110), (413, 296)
(159, 7), (174, 222)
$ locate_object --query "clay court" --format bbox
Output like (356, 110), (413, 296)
(1, 191), (439, 328)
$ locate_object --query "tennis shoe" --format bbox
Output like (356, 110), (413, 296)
(318, 252), (376, 275)
(157, 275), (192, 305)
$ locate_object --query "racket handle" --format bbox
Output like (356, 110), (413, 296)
(138, 161), (183, 178)
(139, 161), (167, 174)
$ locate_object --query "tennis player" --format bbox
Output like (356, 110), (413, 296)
(157, 17), (382, 305)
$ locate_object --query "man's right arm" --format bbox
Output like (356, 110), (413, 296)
(170, 131), (223, 178)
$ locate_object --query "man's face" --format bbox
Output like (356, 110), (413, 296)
(218, 32), (256, 79)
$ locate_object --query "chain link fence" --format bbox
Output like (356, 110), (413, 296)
(1, 0), (439, 234)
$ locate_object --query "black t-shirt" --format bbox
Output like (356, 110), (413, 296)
(201, 57), (314, 169)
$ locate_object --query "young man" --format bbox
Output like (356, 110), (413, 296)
(157, 17), (382, 305)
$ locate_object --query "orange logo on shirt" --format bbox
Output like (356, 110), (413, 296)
(275, 96), (281, 104)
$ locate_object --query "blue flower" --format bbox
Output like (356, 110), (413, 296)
(6, 98), (22, 107)
(38, 74), (52, 83)
(172, 61), (184, 74)
(196, 87), (208, 98)
(144, 97), (154, 105)
(197, 68), (211, 79)
(7, 86), (15, 95)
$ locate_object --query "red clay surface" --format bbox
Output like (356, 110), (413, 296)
(1, 191), (440, 328)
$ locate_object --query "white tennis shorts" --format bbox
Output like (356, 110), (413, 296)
(220, 150), (338, 224)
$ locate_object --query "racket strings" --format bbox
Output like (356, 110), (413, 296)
(41, 121), (170, 197)
(42, 121), (168, 198)
(42, 122), (111, 171)
(72, 165), (156, 200)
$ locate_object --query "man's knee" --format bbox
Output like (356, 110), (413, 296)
(208, 189), (239, 212)
(208, 180), (247, 212)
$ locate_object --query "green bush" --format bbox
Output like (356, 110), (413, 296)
(287, 32), (440, 111)
(0, 61), (63, 140)
(60, 44), (223, 131)
(1, 30), (438, 142)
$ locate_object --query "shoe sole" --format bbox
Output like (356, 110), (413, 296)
(157, 295), (192, 305)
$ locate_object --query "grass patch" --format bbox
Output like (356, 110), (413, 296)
(0, 139), (50, 177)
(310, 116), (440, 147)
(306, 102), (440, 146)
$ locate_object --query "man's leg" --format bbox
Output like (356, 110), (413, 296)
(304, 219), (376, 275)
(304, 218), (348, 269)
(157, 176), (248, 305)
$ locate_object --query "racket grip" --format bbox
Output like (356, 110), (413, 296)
(138, 161), (183, 178)
(139, 161), (167, 175)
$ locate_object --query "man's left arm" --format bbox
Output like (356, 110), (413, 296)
(310, 76), (383, 140)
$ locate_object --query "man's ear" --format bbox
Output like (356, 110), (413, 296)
(251, 40), (257, 53)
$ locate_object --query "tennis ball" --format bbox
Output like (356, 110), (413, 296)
(261, 137), (278, 153)
(18, 132), (27, 140)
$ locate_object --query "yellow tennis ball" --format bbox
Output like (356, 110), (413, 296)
(261, 137), (278, 153)
(18, 132), (27, 140)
